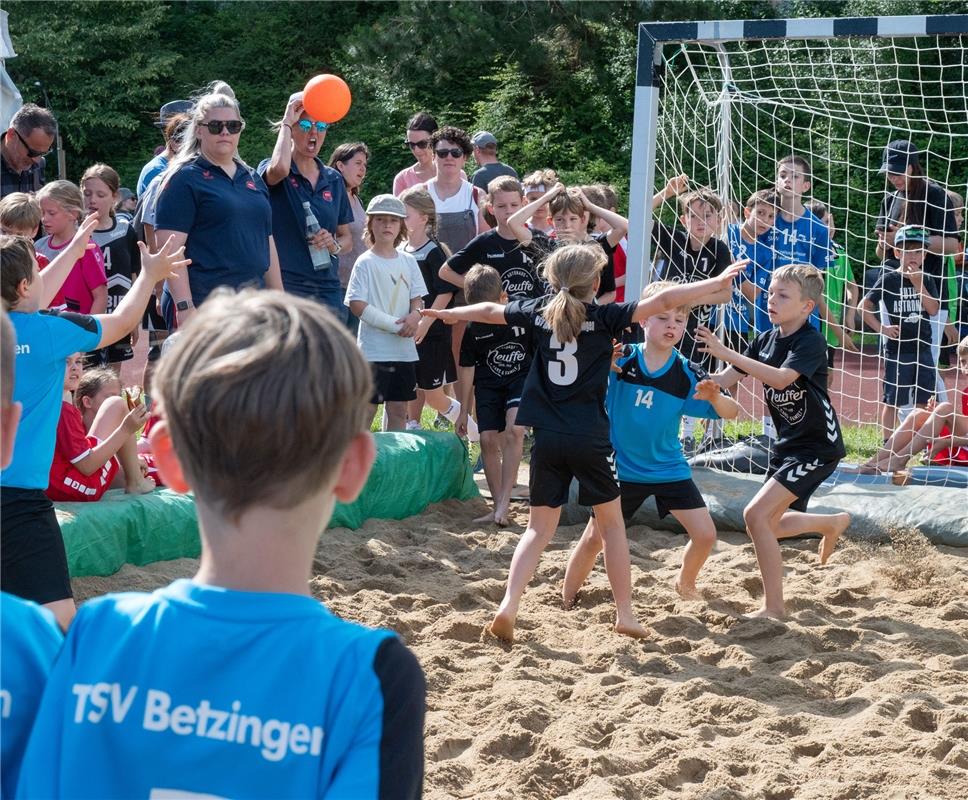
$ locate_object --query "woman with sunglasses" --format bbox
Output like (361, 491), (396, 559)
(258, 92), (353, 315)
(155, 82), (282, 329)
(423, 126), (485, 255)
(392, 112), (439, 197)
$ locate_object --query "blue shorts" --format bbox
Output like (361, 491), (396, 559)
(882, 356), (936, 407)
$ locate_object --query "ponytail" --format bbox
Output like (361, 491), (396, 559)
(540, 244), (604, 343)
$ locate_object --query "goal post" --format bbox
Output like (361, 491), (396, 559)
(626, 13), (968, 486)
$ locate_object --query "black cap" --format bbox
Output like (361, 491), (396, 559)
(879, 139), (920, 174)
(156, 100), (193, 128)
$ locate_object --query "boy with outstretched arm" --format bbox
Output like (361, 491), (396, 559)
(696, 264), (851, 619)
(16, 289), (426, 798)
(562, 281), (740, 606)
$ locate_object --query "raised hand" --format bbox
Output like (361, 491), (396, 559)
(138, 235), (191, 284)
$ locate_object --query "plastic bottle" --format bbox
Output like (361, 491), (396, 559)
(303, 201), (330, 271)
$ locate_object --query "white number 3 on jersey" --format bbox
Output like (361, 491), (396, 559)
(548, 334), (579, 386)
(634, 389), (654, 408)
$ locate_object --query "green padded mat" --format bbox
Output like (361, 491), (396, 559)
(57, 432), (478, 578)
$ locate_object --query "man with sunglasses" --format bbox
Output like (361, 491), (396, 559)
(1, 104), (56, 197)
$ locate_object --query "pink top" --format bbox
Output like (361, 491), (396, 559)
(392, 165), (425, 197)
(36, 236), (107, 314)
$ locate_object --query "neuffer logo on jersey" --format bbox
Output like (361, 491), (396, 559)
(70, 682), (324, 763)
(501, 267), (537, 297)
(486, 341), (527, 377)
(764, 384), (807, 425)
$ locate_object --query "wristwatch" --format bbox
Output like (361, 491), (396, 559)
(175, 300), (193, 312)
(330, 241), (342, 255)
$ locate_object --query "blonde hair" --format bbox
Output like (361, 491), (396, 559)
(541, 244), (605, 343)
(153, 289), (372, 521)
(0, 192), (41, 233)
(160, 81), (244, 192)
(642, 280), (691, 316)
(772, 263), (824, 306)
(74, 368), (120, 410)
(80, 164), (121, 219)
(957, 335), (968, 368)
(36, 180), (83, 224)
(522, 169), (558, 194)
(399, 186), (441, 243)
(362, 214), (407, 249)
(482, 175), (523, 227)
(464, 264), (502, 304)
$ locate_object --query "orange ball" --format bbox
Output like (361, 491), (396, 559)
(302, 74), (352, 124)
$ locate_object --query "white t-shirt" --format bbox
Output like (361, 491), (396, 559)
(426, 179), (477, 214)
(344, 250), (427, 362)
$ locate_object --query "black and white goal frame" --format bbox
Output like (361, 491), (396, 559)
(625, 13), (968, 301)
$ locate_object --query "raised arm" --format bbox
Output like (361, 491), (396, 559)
(420, 301), (507, 326)
(261, 94), (302, 186)
(508, 184), (564, 246)
(694, 325), (800, 390)
(652, 174), (689, 211)
(578, 190), (628, 248)
(631, 260), (748, 323)
(39, 214), (99, 308)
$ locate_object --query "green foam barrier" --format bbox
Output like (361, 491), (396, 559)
(58, 432), (478, 577)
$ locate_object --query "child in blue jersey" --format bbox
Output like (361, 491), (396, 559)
(17, 289), (426, 799)
(0, 308), (65, 800)
(563, 281), (740, 605)
(697, 264), (851, 619)
(727, 189), (779, 336)
(1, 227), (188, 631)
(423, 244), (746, 642)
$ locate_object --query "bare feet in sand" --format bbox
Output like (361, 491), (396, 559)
(614, 617), (651, 639)
(489, 608), (516, 642)
(891, 470), (912, 486)
(819, 512), (850, 565)
(125, 477), (156, 495)
(493, 501), (511, 527)
(748, 606), (785, 620)
(473, 510), (496, 525)
(675, 581), (702, 601)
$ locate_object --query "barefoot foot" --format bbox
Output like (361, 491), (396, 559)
(891, 469), (912, 486)
(125, 477), (156, 495)
(819, 512), (850, 565)
(473, 511), (496, 525)
(748, 605), (785, 620)
(614, 617), (651, 639)
(675, 581), (702, 601)
(489, 608), (516, 642)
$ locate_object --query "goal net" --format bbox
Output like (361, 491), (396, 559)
(649, 23), (967, 487)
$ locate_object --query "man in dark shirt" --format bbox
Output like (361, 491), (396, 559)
(1, 104), (56, 197)
(470, 131), (518, 192)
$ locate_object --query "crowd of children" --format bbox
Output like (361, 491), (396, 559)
(1, 94), (966, 795)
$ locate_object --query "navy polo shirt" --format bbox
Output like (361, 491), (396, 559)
(257, 157), (353, 297)
(155, 156), (271, 306)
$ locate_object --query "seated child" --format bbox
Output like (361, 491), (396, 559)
(458, 265), (531, 525)
(697, 264), (851, 619)
(17, 289), (426, 798)
(46, 356), (154, 502)
(861, 225), (940, 439)
(858, 335), (968, 479)
(563, 281), (740, 604)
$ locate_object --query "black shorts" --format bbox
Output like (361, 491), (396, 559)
(766, 455), (839, 512)
(415, 336), (456, 391)
(618, 478), (706, 521)
(142, 301), (167, 334)
(474, 374), (526, 433)
(529, 429), (619, 509)
(90, 341), (135, 367)
(0, 488), (73, 604)
(371, 361), (417, 404)
(882, 356), (936, 407)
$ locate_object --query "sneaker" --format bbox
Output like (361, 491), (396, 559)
(405, 420), (421, 431)
(681, 436), (697, 458)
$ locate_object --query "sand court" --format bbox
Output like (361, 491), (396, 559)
(73, 498), (968, 799)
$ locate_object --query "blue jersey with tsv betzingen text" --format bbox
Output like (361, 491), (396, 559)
(1, 592), (63, 799)
(17, 580), (425, 800)
(606, 346), (720, 484)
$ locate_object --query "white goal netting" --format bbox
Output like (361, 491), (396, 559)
(652, 30), (968, 486)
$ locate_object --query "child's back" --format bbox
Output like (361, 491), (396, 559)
(20, 581), (421, 798)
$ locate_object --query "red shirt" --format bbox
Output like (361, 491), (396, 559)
(613, 237), (628, 302)
(36, 239), (106, 313)
(931, 386), (968, 466)
(47, 402), (92, 489)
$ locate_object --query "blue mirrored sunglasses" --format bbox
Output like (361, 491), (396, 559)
(297, 120), (329, 133)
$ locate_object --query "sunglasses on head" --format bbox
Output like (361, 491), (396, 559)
(297, 120), (329, 133)
(202, 120), (244, 135)
(406, 139), (431, 150)
(435, 147), (464, 160)
(15, 129), (52, 159)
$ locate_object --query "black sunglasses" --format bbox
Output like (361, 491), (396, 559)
(406, 139), (431, 150)
(15, 129), (52, 159)
(203, 120), (244, 135)
(435, 147), (464, 159)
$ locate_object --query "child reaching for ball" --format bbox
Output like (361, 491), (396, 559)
(423, 244), (746, 641)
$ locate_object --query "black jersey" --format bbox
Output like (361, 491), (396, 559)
(505, 297), (637, 439)
(90, 217), (140, 315)
(446, 230), (545, 299)
(533, 233), (617, 299)
(404, 239), (455, 341)
(652, 221), (731, 331)
(738, 323), (846, 462)
(877, 181), (958, 299)
(459, 320), (532, 388)
(864, 268), (939, 361)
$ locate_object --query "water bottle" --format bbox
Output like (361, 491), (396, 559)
(303, 201), (330, 271)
